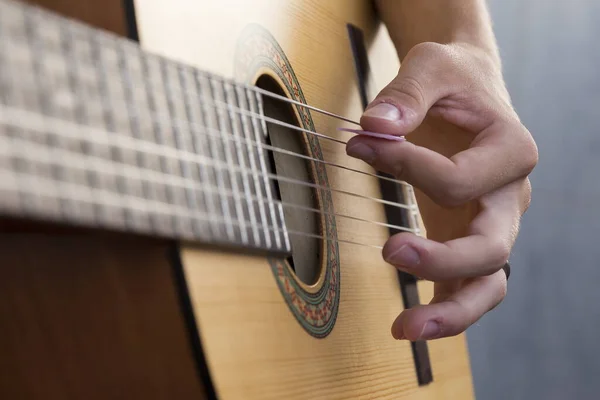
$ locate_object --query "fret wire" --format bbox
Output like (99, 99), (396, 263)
(249, 90), (284, 250)
(175, 64), (214, 240)
(63, 18), (100, 226)
(209, 75), (249, 246)
(237, 86), (272, 248)
(117, 34), (158, 233)
(176, 64), (221, 241)
(93, 33), (119, 212)
(80, 24), (117, 224)
(101, 31), (146, 229)
(129, 48), (172, 235)
(0, 132), (417, 234)
(195, 71), (236, 242)
(94, 29), (135, 229)
(241, 85), (276, 248)
(258, 86), (292, 252)
(224, 81), (262, 247)
(160, 57), (203, 240)
(0, 3), (28, 215)
(25, 8), (69, 218)
(140, 51), (176, 236)
(178, 64), (220, 239)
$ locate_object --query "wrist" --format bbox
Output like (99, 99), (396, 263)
(452, 41), (502, 72)
(376, 0), (501, 66)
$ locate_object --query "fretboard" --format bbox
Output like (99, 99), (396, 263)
(0, 0), (291, 254)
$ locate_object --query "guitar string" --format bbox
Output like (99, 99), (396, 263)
(0, 107), (419, 236)
(0, 17), (413, 202)
(244, 83), (360, 126)
(0, 131), (416, 234)
(118, 60), (410, 188)
(2, 0), (364, 131)
(122, 89), (411, 188)
(0, 168), (385, 251)
(0, 14), (419, 252)
(33, 49), (413, 191)
(120, 60), (350, 146)
(187, 68), (362, 125)
(0, 106), (416, 211)
(121, 61), (410, 190)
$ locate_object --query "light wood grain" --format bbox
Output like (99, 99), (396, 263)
(180, 247), (473, 400)
(133, 1), (474, 399)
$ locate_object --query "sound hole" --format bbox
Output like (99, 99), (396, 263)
(257, 76), (322, 285)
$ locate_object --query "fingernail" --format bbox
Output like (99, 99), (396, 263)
(391, 314), (406, 340)
(363, 103), (401, 122)
(419, 320), (441, 340)
(392, 323), (405, 340)
(346, 143), (376, 164)
(386, 244), (420, 267)
(393, 330), (406, 340)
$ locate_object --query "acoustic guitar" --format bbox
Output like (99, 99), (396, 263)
(0, 0), (475, 398)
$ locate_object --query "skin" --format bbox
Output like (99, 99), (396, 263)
(346, 0), (538, 341)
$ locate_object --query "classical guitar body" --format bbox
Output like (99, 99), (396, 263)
(0, 0), (474, 399)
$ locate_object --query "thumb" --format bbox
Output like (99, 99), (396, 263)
(360, 42), (455, 135)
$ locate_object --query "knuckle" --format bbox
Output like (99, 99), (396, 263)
(390, 161), (407, 182)
(384, 75), (427, 111)
(410, 41), (462, 75)
(520, 133), (539, 175)
(410, 41), (452, 60)
(434, 180), (473, 207)
(490, 238), (511, 267)
(507, 122), (538, 176)
(383, 42), (457, 112)
(399, 76), (427, 105)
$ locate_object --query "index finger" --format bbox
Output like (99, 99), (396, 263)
(346, 120), (537, 206)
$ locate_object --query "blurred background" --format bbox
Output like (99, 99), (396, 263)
(466, 1), (600, 399)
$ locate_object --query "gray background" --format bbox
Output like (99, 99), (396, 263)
(466, 1), (600, 399)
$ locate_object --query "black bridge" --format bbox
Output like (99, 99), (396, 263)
(346, 23), (433, 386)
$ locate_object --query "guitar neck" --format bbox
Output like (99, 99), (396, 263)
(0, 0), (291, 254)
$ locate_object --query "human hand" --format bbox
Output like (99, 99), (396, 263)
(346, 42), (538, 341)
